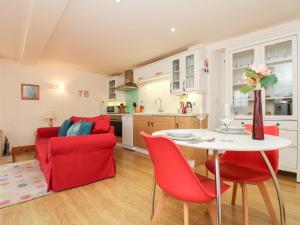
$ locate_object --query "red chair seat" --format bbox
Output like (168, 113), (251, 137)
(195, 173), (230, 198)
(206, 159), (271, 183)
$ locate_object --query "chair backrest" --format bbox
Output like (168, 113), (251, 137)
(140, 132), (214, 202)
(221, 125), (279, 173)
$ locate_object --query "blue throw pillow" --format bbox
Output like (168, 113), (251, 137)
(58, 119), (72, 136)
(66, 121), (82, 136)
(79, 121), (94, 135)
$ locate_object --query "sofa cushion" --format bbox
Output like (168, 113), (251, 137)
(58, 119), (72, 136)
(71, 115), (110, 133)
(66, 121), (82, 136)
(79, 121), (94, 135)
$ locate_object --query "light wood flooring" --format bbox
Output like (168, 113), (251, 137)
(0, 147), (299, 225)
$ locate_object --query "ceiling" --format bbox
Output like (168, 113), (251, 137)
(1, 0), (300, 75)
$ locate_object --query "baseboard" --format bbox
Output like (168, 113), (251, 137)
(12, 145), (35, 155)
(133, 147), (149, 155)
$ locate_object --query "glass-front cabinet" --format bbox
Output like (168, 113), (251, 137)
(263, 39), (296, 117)
(229, 35), (297, 120)
(171, 59), (181, 92)
(231, 48), (256, 116)
(170, 49), (208, 93)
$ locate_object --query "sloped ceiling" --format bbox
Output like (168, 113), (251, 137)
(1, 0), (300, 74)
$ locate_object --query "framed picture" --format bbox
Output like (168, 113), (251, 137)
(21, 84), (40, 100)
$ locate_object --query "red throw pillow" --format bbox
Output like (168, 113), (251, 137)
(70, 115), (110, 133)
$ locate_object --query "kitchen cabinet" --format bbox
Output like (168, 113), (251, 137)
(170, 49), (208, 94)
(151, 116), (176, 132)
(133, 116), (152, 149)
(133, 115), (208, 167)
(133, 116), (176, 149)
(176, 116), (208, 166)
(108, 79), (116, 99)
(108, 75), (126, 100)
(229, 35), (297, 119)
(227, 34), (299, 178)
(133, 59), (171, 82)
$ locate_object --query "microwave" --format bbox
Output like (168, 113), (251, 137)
(107, 106), (120, 114)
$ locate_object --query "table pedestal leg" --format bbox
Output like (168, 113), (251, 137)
(151, 177), (156, 219)
(260, 151), (286, 225)
(214, 150), (222, 225)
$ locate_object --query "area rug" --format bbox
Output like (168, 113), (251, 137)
(0, 159), (49, 208)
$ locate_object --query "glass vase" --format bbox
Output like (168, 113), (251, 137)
(252, 90), (264, 140)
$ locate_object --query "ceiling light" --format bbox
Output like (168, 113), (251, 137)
(115, 0), (121, 3)
(170, 27), (176, 32)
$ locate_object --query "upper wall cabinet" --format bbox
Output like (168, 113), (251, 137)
(108, 75), (126, 100)
(133, 48), (208, 94)
(170, 49), (208, 94)
(133, 59), (171, 82)
(228, 35), (297, 120)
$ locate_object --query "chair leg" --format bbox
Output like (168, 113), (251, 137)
(206, 201), (216, 225)
(151, 191), (167, 225)
(183, 202), (189, 225)
(258, 182), (279, 225)
(240, 183), (249, 225)
(231, 182), (238, 206)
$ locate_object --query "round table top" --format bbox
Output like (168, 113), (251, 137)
(152, 129), (292, 151)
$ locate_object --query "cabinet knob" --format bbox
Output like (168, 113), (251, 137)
(241, 122), (245, 125)
(276, 123), (280, 126)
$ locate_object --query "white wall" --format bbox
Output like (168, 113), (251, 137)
(0, 59), (109, 147)
(207, 50), (226, 129)
(138, 77), (204, 113)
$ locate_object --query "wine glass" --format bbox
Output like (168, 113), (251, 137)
(219, 104), (234, 142)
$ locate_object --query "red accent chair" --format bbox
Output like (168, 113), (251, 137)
(206, 125), (279, 225)
(141, 132), (229, 225)
(35, 115), (117, 192)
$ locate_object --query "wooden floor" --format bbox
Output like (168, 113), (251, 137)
(1, 147), (300, 225)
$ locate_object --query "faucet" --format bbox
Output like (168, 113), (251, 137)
(155, 97), (164, 112)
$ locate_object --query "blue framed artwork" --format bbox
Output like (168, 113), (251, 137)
(21, 84), (39, 100)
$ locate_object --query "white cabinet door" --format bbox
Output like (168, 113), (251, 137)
(133, 59), (171, 82)
(229, 46), (258, 118)
(261, 36), (297, 120)
(170, 56), (184, 93)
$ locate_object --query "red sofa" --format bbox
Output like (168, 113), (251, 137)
(35, 116), (117, 192)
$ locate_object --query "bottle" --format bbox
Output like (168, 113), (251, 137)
(140, 100), (144, 112)
(3, 136), (9, 156)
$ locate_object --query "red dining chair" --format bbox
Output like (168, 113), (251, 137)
(206, 125), (279, 225)
(141, 132), (230, 225)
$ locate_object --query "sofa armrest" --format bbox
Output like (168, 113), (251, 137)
(109, 126), (114, 134)
(48, 133), (117, 157)
(37, 127), (59, 139)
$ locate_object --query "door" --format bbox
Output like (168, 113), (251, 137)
(229, 46), (258, 118)
(151, 116), (176, 133)
(133, 116), (151, 149)
(171, 58), (182, 93)
(261, 36), (297, 119)
(176, 116), (208, 166)
(109, 80), (116, 99)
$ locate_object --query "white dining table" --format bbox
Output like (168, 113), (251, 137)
(152, 129), (292, 225)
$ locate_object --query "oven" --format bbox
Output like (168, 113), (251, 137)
(110, 115), (122, 137)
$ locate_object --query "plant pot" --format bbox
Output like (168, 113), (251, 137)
(252, 90), (264, 140)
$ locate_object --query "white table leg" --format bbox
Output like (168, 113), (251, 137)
(151, 177), (156, 219)
(260, 151), (286, 225)
(214, 150), (222, 225)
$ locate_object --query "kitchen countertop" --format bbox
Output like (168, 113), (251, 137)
(105, 113), (208, 117)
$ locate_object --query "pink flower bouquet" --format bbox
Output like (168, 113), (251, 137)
(240, 63), (278, 94)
